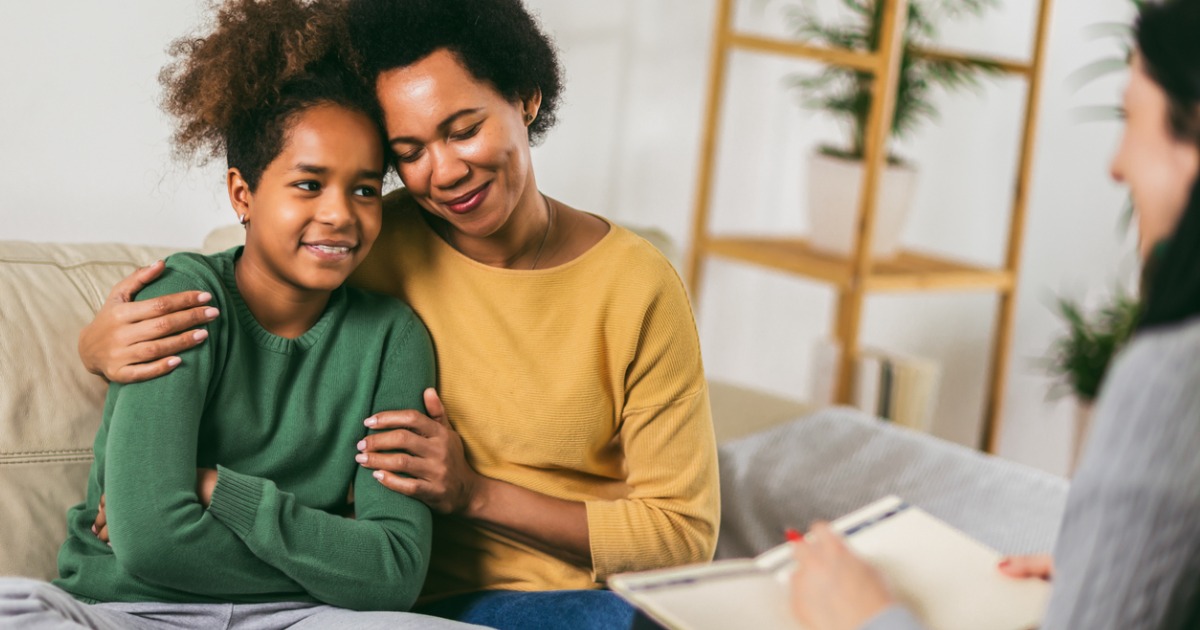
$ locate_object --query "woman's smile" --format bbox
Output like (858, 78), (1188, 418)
(442, 181), (492, 215)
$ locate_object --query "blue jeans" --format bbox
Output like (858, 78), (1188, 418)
(414, 589), (637, 630)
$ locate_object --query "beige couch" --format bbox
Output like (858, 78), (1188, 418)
(1, 225), (1068, 592)
(0, 229), (252, 580)
(0, 226), (817, 581)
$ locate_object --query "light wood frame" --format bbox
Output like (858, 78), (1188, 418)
(684, 0), (1055, 453)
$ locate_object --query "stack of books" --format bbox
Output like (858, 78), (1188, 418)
(811, 341), (942, 431)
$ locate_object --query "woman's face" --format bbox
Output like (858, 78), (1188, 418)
(376, 48), (540, 239)
(1111, 53), (1200, 261)
(233, 104), (385, 293)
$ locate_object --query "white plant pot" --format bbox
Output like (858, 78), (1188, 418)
(806, 151), (918, 259)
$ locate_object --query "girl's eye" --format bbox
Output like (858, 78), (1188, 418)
(296, 181), (321, 192)
(451, 123), (481, 141)
(354, 185), (380, 198)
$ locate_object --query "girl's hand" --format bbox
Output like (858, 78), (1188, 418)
(998, 554), (1054, 581)
(357, 388), (481, 514)
(196, 468), (219, 508)
(78, 261), (219, 383)
(93, 467), (219, 543)
(790, 523), (896, 630)
(92, 495), (109, 544)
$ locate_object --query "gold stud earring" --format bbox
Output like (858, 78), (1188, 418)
(525, 113), (535, 124)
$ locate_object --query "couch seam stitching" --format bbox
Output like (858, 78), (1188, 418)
(0, 448), (94, 456)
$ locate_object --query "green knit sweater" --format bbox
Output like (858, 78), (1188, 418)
(53, 247), (435, 611)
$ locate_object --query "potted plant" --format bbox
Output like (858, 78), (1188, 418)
(786, 0), (1000, 258)
(1044, 290), (1140, 472)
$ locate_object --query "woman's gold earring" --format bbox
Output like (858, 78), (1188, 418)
(525, 113), (535, 125)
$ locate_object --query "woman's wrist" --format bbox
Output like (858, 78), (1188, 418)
(461, 474), (495, 521)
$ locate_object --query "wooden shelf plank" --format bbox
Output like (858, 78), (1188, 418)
(910, 47), (1033, 77)
(722, 30), (1032, 78)
(700, 237), (1013, 293)
(725, 32), (879, 72)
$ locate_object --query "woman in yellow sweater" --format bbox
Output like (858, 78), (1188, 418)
(77, 1), (719, 628)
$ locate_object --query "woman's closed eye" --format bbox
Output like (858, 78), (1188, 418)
(395, 148), (422, 164)
(450, 123), (482, 141)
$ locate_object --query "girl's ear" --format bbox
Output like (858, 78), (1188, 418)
(227, 168), (252, 226)
(521, 89), (543, 127)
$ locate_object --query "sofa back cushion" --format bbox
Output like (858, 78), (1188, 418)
(0, 241), (175, 579)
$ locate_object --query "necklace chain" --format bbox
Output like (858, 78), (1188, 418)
(435, 193), (556, 270)
(529, 195), (555, 270)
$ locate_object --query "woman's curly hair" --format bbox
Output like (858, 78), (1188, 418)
(161, 0), (383, 189)
(345, 0), (565, 146)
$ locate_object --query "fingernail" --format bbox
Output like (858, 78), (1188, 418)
(167, 357), (182, 367)
(785, 528), (804, 542)
(91, 524), (98, 535)
(197, 292), (212, 303)
(106, 542), (112, 547)
(998, 560), (1011, 568)
(364, 417), (377, 427)
(373, 470), (385, 481)
(204, 308), (219, 319)
(357, 440), (366, 451)
(193, 330), (209, 342)
(355, 453), (368, 464)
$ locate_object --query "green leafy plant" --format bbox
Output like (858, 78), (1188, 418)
(1069, 2), (1141, 122)
(786, 0), (1001, 162)
(1045, 290), (1140, 403)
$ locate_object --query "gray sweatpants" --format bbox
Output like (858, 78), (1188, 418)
(0, 578), (488, 630)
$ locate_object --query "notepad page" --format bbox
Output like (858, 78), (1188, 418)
(845, 505), (1049, 630)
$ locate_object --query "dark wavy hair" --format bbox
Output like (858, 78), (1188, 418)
(160, 0), (385, 190)
(1134, 0), (1200, 332)
(345, 0), (565, 145)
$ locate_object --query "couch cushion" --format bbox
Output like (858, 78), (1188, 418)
(0, 241), (174, 579)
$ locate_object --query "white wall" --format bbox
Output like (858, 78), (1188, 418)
(0, 0), (1138, 475)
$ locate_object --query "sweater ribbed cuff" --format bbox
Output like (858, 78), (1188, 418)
(208, 465), (266, 538)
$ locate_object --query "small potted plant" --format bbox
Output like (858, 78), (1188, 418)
(1044, 290), (1140, 471)
(786, 0), (1000, 258)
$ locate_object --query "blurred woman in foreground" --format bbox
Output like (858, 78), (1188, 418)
(789, 1), (1200, 628)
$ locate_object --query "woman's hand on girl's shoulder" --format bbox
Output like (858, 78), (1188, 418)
(357, 388), (481, 514)
(79, 261), (220, 383)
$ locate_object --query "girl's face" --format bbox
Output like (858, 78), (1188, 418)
(1111, 53), (1200, 261)
(230, 104), (385, 294)
(375, 48), (541, 240)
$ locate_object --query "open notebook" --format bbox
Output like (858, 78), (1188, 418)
(610, 496), (1050, 630)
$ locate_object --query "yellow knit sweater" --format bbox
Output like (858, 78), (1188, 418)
(351, 192), (720, 597)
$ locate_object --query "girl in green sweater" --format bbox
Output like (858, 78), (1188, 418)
(0, 1), (476, 628)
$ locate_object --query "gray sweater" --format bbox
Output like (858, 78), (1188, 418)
(865, 317), (1200, 630)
